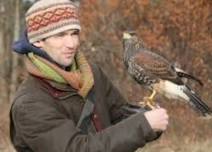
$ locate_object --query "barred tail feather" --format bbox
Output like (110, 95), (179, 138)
(177, 71), (203, 86)
(183, 85), (212, 116)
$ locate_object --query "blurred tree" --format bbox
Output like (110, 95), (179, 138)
(0, 0), (13, 104)
(0, 0), (23, 104)
(0, 0), (4, 104)
(9, 0), (22, 102)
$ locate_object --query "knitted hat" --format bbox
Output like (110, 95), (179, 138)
(26, 0), (81, 43)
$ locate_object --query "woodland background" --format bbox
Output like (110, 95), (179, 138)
(0, 0), (212, 152)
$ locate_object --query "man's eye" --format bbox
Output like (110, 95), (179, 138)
(56, 33), (66, 37)
(72, 31), (79, 35)
(71, 32), (79, 36)
(53, 30), (79, 38)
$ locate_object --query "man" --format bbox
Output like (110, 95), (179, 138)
(10, 0), (169, 152)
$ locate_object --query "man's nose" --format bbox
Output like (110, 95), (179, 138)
(63, 35), (77, 48)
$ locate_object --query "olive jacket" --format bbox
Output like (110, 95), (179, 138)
(10, 64), (159, 152)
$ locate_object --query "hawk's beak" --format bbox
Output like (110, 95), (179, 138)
(123, 32), (132, 40)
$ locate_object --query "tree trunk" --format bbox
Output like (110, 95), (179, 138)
(0, 0), (21, 104)
(0, 0), (7, 104)
(9, 0), (21, 102)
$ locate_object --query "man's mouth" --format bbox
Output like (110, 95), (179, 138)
(63, 52), (75, 58)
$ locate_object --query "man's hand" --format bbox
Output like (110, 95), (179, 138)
(144, 108), (169, 132)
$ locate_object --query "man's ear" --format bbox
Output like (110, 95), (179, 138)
(33, 41), (43, 48)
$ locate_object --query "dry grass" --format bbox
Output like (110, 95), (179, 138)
(137, 140), (212, 152)
(0, 103), (15, 152)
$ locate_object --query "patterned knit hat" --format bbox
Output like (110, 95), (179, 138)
(26, 0), (81, 43)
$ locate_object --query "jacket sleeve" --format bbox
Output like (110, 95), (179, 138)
(12, 96), (158, 152)
(94, 66), (162, 141)
(95, 66), (146, 122)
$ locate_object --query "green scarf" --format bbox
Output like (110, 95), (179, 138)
(26, 52), (94, 98)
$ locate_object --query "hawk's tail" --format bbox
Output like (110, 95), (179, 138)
(183, 85), (212, 116)
(177, 71), (203, 86)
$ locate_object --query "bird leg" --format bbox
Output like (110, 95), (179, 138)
(149, 89), (156, 101)
(139, 90), (157, 109)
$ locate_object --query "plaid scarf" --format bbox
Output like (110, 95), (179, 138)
(25, 52), (94, 98)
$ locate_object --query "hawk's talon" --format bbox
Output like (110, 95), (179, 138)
(139, 97), (157, 110)
(139, 90), (157, 110)
(149, 90), (156, 100)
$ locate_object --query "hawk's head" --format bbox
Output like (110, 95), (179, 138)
(123, 31), (137, 40)
(122, 31), (141, 49)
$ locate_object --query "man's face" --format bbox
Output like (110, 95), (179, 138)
(34, 29), (80, 67)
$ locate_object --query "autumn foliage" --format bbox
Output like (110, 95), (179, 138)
(80, 0), (212, 99)
(79, 0), (212, 149)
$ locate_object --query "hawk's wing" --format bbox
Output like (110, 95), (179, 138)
(128, 50), (183, 85)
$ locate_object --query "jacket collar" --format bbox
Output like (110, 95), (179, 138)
(32, 75), (79, 100)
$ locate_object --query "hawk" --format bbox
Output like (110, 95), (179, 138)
(122, 31), (212, 116)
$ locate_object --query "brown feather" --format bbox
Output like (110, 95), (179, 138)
(133, 50), (178, 81)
